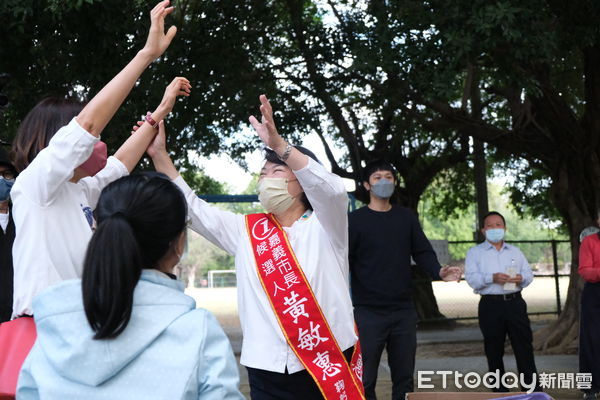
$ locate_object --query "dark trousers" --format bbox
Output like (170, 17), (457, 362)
(0, 221), (15, 323)
(354, 306), (417, 400)
(246, 347), (354, 400)
(478, 295), (539, 392)
(580, 282), (600, 394)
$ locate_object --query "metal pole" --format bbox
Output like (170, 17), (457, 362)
(551, 240), (562, 315)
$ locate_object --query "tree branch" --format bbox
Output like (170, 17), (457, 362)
(284, 0), (362, 176)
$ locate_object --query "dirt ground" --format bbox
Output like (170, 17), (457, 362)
(188, 288), (581, 399)
(235, 339), (581, 399)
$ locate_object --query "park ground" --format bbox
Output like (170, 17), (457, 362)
(188, 283), (580, 399)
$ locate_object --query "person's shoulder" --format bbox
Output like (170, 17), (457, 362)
(504, 242), (524, 253)
(389, 205), (419, 223)
(164, 307), (209, 332)
(392, 205), (413, 215)
(349, 205), (369, 214)
(177, 308), (224, 338)
(467, 242), (487, 255)
(185, 307), (212, 322)
(582, 234), (600, 247)
(349, 205), (370, 219)
(32, 279), (84, 317)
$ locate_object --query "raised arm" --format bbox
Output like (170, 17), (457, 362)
(249, 94), (308, 171)
(249, 95), (349, 256)
(116, 77), (190, 172)
(147, 122), (179, 180)
(78, 77), (189, 208)
(149, 123), (244, 255)
(76, 0), (177, 136)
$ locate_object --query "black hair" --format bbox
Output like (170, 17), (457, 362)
(264, 146), (321, 211)
(481, 211), (506, 228)
(362, 159), (396, 183)
(0, 146), (15, 171)
(82, 173), (187, 340)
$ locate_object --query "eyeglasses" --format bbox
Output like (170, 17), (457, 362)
(0, 170), (16, 180)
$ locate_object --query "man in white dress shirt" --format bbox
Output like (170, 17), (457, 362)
(465, 211), (539, 393)
(150, 95), (361, 399)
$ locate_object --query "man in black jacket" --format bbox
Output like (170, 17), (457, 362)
(349, 160), (460, 400)
(0, 146), (16, 322)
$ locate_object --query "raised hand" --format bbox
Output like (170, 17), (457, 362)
(75, 1), (182, 137)
(142, 0), (178, 60)
(249, 95), (286, 153)
(130, 77), (190, 133)
(131, 118), (167, 158)
(147, 121), (168, 159)
(157, 77), (191, 115)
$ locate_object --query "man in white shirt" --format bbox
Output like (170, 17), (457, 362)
(150, 95), (361, 399)
(465, 211), (539, 393)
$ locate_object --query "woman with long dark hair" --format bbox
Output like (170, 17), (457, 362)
(9, 0), (191, 319)
(17, 173), (243, 399)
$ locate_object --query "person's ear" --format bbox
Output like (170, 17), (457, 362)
(363, 181), (370, 191)
(169, 230), (186, 256)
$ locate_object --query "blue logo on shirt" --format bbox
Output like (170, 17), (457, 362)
(81, 205), (95, 230)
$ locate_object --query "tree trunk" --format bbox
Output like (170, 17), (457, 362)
(533, 167), (591, 353)
(412, 267), (455, 328)
(187, 264), (196, 289)
(533, 232), (583, 354)
(473, 139), (489, 242)
(402, 195), (455, 328)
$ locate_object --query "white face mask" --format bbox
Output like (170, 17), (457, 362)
(258, 177), (295, 215)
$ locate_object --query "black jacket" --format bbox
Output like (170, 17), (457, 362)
(0, 206), (15, 322)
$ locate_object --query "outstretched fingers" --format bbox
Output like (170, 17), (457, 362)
(168, 77), (191, 97)
(145, 0), (177, 59)
(249, 115), (262, 131)
(259, 95), (274, 123)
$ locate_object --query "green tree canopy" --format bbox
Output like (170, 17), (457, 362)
(0, 0), (280, 170)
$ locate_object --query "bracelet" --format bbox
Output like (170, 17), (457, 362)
(145, 112), (159, 130)
(277, 142), (293, 162)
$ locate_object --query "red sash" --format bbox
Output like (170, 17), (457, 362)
(246, 213), (365, 400)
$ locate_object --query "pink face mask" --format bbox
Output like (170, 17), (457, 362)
(79, 141), (107, 177)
